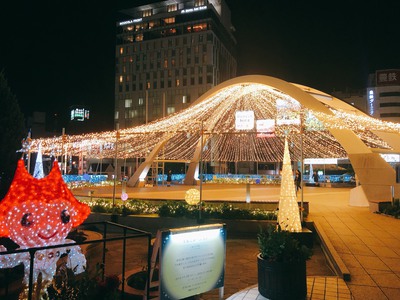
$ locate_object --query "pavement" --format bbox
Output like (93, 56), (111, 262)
(74, 183), (400, 299)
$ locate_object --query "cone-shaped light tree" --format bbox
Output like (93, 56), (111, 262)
(33, 143), (44, 179)
(278, 138), (302, 232)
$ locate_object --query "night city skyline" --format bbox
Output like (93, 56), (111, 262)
(1, 0), (399, 133)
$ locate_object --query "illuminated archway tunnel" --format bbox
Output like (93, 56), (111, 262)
(32, 75), (400, 205)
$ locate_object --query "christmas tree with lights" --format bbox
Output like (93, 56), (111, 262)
(33, 142), (44, 179)
(278, 138), (302, 232)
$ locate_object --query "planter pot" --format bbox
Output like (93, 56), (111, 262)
(257, 254), (306, 300)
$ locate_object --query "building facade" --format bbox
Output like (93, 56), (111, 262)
(115, 0), (237, 129)
(367, 69), (400, 122)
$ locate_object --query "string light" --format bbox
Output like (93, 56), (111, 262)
(0, 159), (90, 288)
(278, 138), (302, 232)
(28, 84), (395, 163)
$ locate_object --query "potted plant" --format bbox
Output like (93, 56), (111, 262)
(257, 224), (312, 300)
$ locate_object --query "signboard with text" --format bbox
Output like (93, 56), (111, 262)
(256, 119), (275, 137)
(160, 224), (226, 299)
(376, 69), (400, 86)
(235, 110), (254, 130)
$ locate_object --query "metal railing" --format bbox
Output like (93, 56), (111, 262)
(0, 221), (152, 300)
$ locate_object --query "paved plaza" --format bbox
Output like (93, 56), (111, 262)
(75, 184), (400, 299)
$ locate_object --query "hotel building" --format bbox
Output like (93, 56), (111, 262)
(115, 0), (237, 129)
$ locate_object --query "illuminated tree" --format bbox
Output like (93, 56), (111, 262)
(0, 70), (25, 198)
(278, 138), (302, 232)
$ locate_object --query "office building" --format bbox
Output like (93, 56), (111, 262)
(115, 0), (237, 129)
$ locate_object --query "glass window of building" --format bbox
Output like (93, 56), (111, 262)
(195, 0), (205, 6)
(114, 111), (119, 119)
(138, 98), (144, 106)
(164, 59), (168, 68)
(164, 17), (175, 24)
(119, 47), (124, 55)
(167, 4), (177, 12)
(176, 79), (180, 87)
(142, 9), (152, 17)
(119, 75), (124, 83)
(125, 99), (132, 108)
(167, 106), (175, 114)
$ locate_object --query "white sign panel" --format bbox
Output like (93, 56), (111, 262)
(304, 158), (338, 165)
(160, 224), (226, 299)
(256, 119), (275, 137)
(235, 111), (254, 130)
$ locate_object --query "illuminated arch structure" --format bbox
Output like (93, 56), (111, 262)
(32, 75), (400, 208)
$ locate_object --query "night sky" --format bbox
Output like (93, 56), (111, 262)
(1, 0), (399, 133)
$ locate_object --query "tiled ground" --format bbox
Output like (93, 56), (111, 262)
(226, 277), (353, 300)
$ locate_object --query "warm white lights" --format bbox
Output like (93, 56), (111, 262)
(29, 84), (395, 163)
(278, 138), (302, 232)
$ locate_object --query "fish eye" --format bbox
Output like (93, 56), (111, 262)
(21, 213), (34, 227)
(60, 209), (70, 224)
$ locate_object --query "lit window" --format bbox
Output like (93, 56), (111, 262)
(139, 98), (144, 105)
(164, 59), (168, 68)
(142, 9), (152, 17)
(119, 76), (124, 83)
(147, 81), (151, 89)
(183, 95), (187, 103)
(167, 4), (177, 12)
(135, 34), (143, 42)
(114, 111), (119, 119)
(120, 47), (124, 55)
(176, 79), (180, 87)
(195, 0), (205, 6)
(167, 106), (175, 114)
(127, 26), (134, 31)
(193, 23), (207, 32)
(125, 99), (132, 108)
(164, 17), (175, 24)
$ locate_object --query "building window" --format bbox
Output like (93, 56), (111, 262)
(381, 113), (400, 117)
(380, 92), (400, 97)
(119, 76), (124, 83)
(167, 4), (177, 12)
(195, 0), (205, 6)
(171, 59), (176, 67)
(114, 111), (119, 119)
(164, 59), (168, 68)
(176, 79), (180, 87)
(135, 34), (143, 42)
(193, 23), (207, 32)
(119, 47), (124, 55)
(380, 102), (400, 107)
(125, 99), (132, 108)
(146, 81), (151, 89)
(139, 98), (144, 106)
(167, 106), (175, 114)
(182, 95), (187, 103)
(142, 9), (152, 17)
(163, 17), (175, 24)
